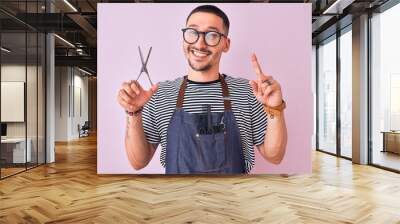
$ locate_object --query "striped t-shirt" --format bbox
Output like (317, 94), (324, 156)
(142, 74), (268, 173)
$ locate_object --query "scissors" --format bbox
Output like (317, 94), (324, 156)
(136, 46), (154, 86)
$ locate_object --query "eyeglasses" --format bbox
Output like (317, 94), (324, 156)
(181, 28), (226, 47)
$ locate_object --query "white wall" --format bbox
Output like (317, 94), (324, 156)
(55, 67), (89, 141)
(72, 72), (89, 138)
(1, 65), (42, 138)
(55, 66), (69, 141)
(1, 65), (27, 143)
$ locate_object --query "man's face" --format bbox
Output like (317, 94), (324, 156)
(183, 12), (230, 72)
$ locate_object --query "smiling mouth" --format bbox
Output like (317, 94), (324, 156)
(190, 48), (211, 59)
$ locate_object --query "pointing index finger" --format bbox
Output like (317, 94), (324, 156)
(251, 53), (263, 79)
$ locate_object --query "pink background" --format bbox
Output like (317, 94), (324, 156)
(97, 3), (312, 174)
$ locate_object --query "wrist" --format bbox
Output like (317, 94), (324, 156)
(264, 99), (284, 107)
(263, 100), (286, 119)
(126, 107), (143, 117)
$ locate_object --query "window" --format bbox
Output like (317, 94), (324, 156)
(0, 1), (47, 179)
(371, 2), (400, 171)
(317, 36), (337, 154)
(339, 27), (352, 158)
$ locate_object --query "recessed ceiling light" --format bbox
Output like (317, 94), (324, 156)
(63, 0), (78, 12)
(78, 67), (93, 76)
(54, 34), (75, 48)
(1, 47), (11, 53)
(322, 0), (353, 15)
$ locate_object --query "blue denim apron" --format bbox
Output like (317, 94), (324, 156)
(165, 74), (245, 174)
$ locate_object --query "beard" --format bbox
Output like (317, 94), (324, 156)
(188, 59), (212, 71)
(186, 46), (213, 72)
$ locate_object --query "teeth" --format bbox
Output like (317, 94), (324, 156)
(192, 49), (208, 57)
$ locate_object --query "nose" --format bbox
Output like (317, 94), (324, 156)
(194, 33), (207, 49)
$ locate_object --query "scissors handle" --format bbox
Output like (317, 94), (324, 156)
(145, 72), (154, 86)
(135, 72), (154, 86)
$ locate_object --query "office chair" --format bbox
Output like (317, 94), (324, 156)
(79, 121), (90, 138)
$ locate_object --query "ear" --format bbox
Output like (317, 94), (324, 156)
(223, 37), (230, 53)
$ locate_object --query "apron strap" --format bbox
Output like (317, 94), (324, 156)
(176, 74), (232, 111)
(220, 74), (232, 111)
(176, 76), (188, 109)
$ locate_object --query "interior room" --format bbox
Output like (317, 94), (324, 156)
(0, 0), (399, 223)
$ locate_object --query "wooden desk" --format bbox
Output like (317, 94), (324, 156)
(381, 131), (400, 154)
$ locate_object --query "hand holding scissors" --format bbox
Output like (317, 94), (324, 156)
(117, 46), (158, 113)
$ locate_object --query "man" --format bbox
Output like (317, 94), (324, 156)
(117, 5), (287, 174)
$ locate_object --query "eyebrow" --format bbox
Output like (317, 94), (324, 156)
(187, 24), (220, 32)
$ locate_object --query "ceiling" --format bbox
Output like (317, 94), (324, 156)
(0, 0), (392, 75)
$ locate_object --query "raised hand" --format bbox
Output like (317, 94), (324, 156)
(117, 80), (158, 113)
(249, 53), (283, 107)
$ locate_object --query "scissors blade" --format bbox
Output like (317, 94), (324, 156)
(141, 47), (152, 74)
(138, 46), (145, 64)
(144, 47), (152, 66)
(138, 46), (146, 72)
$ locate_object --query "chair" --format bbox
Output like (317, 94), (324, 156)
(78, 121), (90, 138)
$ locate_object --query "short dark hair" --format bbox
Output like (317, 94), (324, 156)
(186, 5), (230, 35)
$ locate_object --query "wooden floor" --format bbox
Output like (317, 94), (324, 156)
(372, 151), (400, 171)
(0, 167), (26, 178)
(1, 135), (400, 224)
(1, 163), (44, 178)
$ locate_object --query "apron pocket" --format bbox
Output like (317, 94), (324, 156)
(179, 132), (227, 173)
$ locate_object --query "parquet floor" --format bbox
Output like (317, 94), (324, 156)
(0, 167), (26, 178)
(1, 134), (400, 223)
